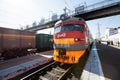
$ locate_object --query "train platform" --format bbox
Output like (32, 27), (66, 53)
(0, 51), (53, 80)
(80, 42), (120, 80)
(97, 43), (120, 80)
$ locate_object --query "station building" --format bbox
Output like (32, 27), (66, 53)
(103, 27), (120, 46)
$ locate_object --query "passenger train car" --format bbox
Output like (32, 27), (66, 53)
(53, 17), (93, 64)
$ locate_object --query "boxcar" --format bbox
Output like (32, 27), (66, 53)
(36, 34), (53, 52)
(0, 27), (35, 59)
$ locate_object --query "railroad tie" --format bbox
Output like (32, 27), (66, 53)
(53, 68), (65, 73)
(39, 76), (49, 80)
(47, 72), (61, 78)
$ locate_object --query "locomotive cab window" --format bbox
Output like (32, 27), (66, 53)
(63, 24), (74, 31)
(54, 26), (61, 34)
(74, 25), (83, 31)
(62, 24), (83, 31)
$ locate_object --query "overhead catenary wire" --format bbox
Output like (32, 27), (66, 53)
(69, 0), (74, 9)
(64, 0), (73, 10)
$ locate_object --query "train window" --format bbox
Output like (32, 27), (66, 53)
(54, 26), (61, 33)
(74, 25), (83, 31)
(63, 24), (74, 31)
(62, 24), (83, 31)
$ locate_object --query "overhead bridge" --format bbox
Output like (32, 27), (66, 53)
(75, 1), (120, 20)
(26, 0), (120, 31)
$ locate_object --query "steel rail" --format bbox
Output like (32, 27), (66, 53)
(58, 66), (72, 80)
(20, 61), (56, 80)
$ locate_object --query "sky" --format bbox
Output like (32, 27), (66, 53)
(0, 0), (120, 39)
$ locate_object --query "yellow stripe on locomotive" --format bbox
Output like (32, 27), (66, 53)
(53, 38), (88, 63)
(54, 49), (86, 64)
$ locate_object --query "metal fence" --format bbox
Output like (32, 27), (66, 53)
(31, 0), (120, 27)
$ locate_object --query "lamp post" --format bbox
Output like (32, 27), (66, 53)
(49, 11), (53, 20)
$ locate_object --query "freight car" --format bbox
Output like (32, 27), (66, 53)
(0, 27), (35, 60)
(36, 34), (53, 52)
(53, 17), (93, 64)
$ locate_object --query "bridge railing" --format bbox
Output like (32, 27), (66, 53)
(68, 0), (120, 16)
(27, 0), (120, 29)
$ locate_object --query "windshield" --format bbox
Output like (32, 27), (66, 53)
(54, 24), (83, 33)
(63, 24), (83, 31)
(74, 25), (83, 31)
(63, 24), (74, 31)
(54, 26), (61, 34)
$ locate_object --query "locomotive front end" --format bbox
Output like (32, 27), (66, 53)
(53, 18), (88, 64)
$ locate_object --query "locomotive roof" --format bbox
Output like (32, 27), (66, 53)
(55, 17), (85, 27)
(63, 17), (85, 22)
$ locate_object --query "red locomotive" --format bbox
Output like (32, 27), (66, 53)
(53, 17), (93, 64)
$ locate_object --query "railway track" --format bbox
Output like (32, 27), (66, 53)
(19, 45), (92, 80)
(20, 61), (72, 80)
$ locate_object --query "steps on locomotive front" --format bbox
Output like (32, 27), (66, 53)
(80, 42), (105, 80)
(0, 51), (53, 80)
